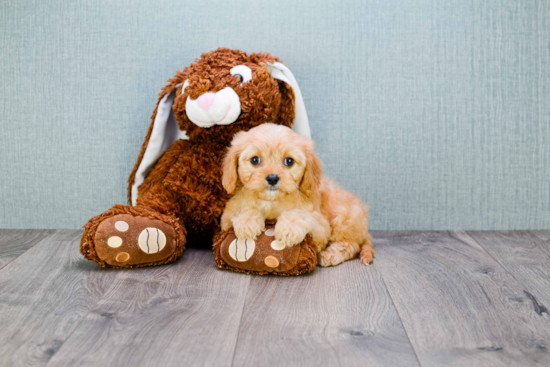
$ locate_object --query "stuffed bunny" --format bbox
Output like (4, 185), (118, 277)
(80, 48), (311, 268)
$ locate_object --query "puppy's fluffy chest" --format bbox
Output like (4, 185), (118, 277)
(257, 199), (276, 218)
(255, 193), (314, 219)
(255, 198), (286, 219)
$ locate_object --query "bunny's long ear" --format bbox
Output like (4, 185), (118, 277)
(127, 84), (188, 206)
(266, 62), (311, 139)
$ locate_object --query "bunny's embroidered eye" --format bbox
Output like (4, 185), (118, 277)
(284, 157), (294, 167)
(230, 65), (253, 84)
(251, 156), (261, 165)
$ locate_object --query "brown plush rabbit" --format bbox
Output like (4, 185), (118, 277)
(80, 48), (311, 268)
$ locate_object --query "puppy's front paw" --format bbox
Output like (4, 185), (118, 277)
(233, 216), (265, 240)
(274, 220), (308, 247)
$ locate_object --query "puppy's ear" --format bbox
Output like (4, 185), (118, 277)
(222, 135), (244, 194)
(300, 143), (323, 197)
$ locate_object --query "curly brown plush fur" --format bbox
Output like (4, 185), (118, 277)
(127, 49), (295, 203)
(82, 48), (297, 268)
(131, 48), (294, 238)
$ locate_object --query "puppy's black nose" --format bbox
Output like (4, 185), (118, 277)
(266, 174), (280, 186)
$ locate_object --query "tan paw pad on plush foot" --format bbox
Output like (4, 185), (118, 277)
(94, 214), (177, 267)
(228, 238), (256, 262)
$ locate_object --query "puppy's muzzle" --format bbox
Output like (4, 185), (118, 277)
(266, 174), (280, 187)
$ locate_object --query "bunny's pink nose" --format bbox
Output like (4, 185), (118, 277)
(196, 93), (215, 111)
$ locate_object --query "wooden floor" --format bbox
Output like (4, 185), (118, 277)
(1, 230), (549, 367)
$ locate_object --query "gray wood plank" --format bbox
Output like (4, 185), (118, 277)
(373, 231), (550, 367)
(0, 229), (55, 270)
(231, 259), (419, 367)
(0, 230), (120, 367)
(467, 231), (550, 308)
(45, 249), (251, 367)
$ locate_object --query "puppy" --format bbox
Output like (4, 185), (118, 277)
(220, 123), (374, 267)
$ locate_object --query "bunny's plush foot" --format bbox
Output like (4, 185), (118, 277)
(81, 204), (186, 268)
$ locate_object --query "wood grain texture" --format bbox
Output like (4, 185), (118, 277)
(4, 230), (550, 367)
(373, 231), (550, 367)
(0, 230), (120, 367)
(231, 260), (419, 367)
(466, 231), (550, 308)
(0, 229), (55, 270)
(45, 249), (252, 367)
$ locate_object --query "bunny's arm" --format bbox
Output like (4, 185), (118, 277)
(160, 140), (230, 235)
(135, 139), (188, 206)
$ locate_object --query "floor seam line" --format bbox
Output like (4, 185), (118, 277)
(42, 246), (128, 367)
(0, 230), (57, 273)
(229, 276), (252, 367)
(375, 238), (424, 367)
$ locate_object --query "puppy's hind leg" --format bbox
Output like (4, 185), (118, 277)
(318, 242), (361, 267)
(359, 233), (375, 265)
(318, 180), (373, 266)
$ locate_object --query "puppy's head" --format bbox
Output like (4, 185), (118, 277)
(222, 123), (322, 200)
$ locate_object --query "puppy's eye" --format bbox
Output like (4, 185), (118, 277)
(284, 157), (294, 167)
(251, 156), (261, 165)
(230, 65), (253, 84)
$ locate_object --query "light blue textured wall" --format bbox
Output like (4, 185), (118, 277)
(1, 0), (549, 230)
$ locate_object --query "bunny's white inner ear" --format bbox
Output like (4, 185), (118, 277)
(266, 62), (311, 139)
(131, 88), (188, 206)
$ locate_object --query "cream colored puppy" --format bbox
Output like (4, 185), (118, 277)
(220, 123), (374, 266)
